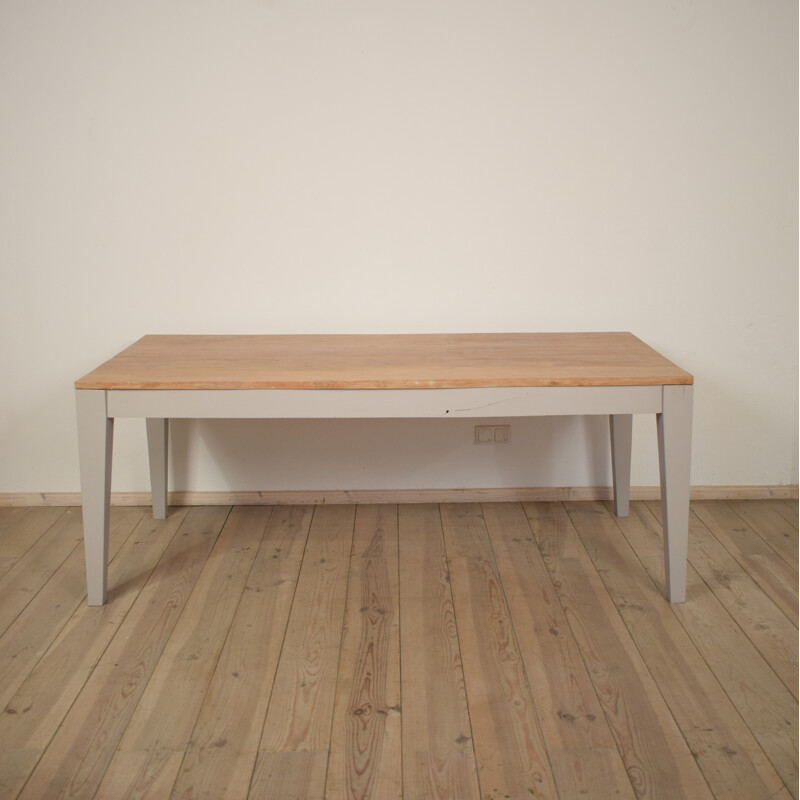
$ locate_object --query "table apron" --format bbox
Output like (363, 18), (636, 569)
(104, 385), (664, 419)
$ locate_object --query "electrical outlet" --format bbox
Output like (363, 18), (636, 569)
(475, 425), (510, 444)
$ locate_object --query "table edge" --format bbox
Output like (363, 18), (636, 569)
(75, 376), (694, 390)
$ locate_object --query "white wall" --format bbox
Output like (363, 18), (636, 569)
(1, 0), (797, 496)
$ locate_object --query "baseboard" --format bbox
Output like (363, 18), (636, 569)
(1, 485), (796, 507)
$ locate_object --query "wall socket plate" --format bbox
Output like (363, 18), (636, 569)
(474, 425), (510, 444)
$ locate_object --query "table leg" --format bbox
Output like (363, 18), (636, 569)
(657, 385), (693, 603)
(76, 390), (113, 606)
(146, 418), (169, 519)
(609, 414), (632, 517)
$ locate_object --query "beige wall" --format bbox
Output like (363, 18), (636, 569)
(1, 0), (797, 494)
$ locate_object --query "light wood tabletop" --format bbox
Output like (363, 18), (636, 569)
(75, 332), (693, 390)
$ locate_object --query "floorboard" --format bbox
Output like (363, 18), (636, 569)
(172, 504), (313, 800)
(0, 500), (795, 799)
(326, 505), (402, 800)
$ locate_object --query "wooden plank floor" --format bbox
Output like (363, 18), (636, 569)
(0, 500), (795, 799)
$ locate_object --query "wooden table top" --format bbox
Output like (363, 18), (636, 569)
(75, 332), (693, 390)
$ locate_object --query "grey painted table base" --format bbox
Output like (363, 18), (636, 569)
(76, 384), (693, 606)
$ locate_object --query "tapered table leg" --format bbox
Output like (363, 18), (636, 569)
(76, 390), (113, 606)
(657, 385), (693, 603)
(610, 414), (633, 517)
(146, 418), (169, 519)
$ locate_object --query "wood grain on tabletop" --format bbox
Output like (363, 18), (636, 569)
(74, 332), (694, 390)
